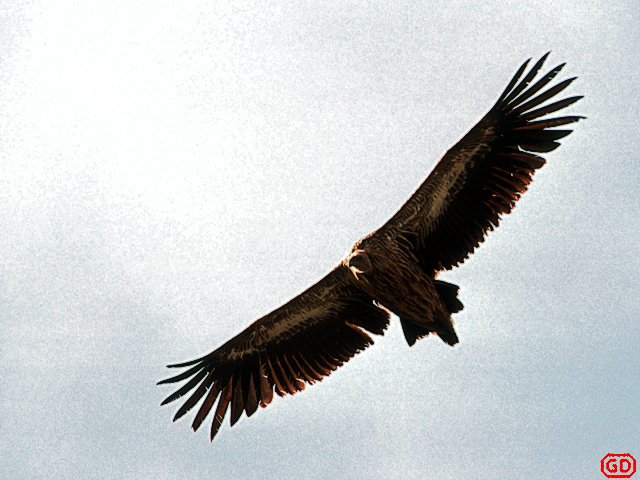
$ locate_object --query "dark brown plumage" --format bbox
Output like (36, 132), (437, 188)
(158, 53), (583, 441)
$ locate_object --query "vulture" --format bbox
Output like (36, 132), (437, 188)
(159, 53), (583, 441)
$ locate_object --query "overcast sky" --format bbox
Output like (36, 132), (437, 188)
(1, 1), (638, 479)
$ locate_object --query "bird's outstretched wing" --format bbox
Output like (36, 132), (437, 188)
(381, 53), (584, 273)
(158, 266), (389, 441)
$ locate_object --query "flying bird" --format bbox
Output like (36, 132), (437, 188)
(159, 53), (583, 441)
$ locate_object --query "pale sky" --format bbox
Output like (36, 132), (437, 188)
(1, 2), (638, 479)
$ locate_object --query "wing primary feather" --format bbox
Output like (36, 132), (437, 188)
(266, 353), (287, 396)
(513, 115), (584, 130)
(258, 361), (273, 407)
(273, 355), (298, 394)
(281, 352), (299, 379)
(519, 96), (583, 121)
(282, 353), (306, 391)
(166, 353), (210, 369)
(492, 166), (532, 185)
(192, 379), (223, 431)
(173, 370), (215, 422)
(490, 172), (526, 194)
(306, 355), (331, 376)
(240, 361), (252, 406)
(210, 377), (233, 441)
(518, 129), (573, 142)
(229, 374), (245, 426)
(160, 369), (207, 406)
(334, 337), (358, 359)
(157, 362), (206, 385)
(325, 334), (349, 361)
(316, 350), (339, 371)
(345, 321), (375, 342)
(290, 352), (320, 383)
(510, 77), (577, 116)
(501, 52), (549, 105)
(496, 57), (531, 103)
(244, 370), (259, 417)
(506, 63), (565, 108)
(489, 179), (519, 202)
(519, 140), (561, 153)
(502, 150), (546, 169)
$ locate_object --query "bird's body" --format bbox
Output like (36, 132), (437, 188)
(158, 53), (584, 442)
(344, 234), (458, 346)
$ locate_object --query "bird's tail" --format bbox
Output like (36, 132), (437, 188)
(400, 280), (463, 347)
(433, 280), (464, 314)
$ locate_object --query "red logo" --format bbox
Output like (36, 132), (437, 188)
(601, 453), (636, 478)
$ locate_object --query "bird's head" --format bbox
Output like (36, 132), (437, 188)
(346, 249), (372, 279)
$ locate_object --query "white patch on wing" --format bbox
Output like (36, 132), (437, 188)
(224, 279), (343, 360)
(428, 158), (465, 218)
(258, 304), (332, 346)
(426, 132), (494, 226)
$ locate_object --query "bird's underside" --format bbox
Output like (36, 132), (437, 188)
(158, 53), (584, 442)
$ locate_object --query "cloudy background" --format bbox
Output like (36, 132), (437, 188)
(1, 1), (638, 479)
